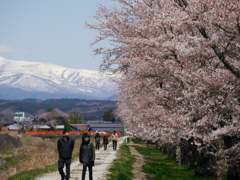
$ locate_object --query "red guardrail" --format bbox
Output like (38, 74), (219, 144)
(26, 131), (120, 136)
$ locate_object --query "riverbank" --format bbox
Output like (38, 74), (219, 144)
(0, 133), (81, 180)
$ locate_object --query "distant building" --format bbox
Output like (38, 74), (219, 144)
(14, 112), (32, 122)
(32, 125), (51, 131)
(6, 124), (22, 133)
(56, 125), (65, 131)
(71, 124), (89, 131)
(8, 124), (22, 130)
(87, 121), (124, 134)
(56, 124), (87, 131)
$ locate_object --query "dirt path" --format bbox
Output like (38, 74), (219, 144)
(35, 137), (126, 180)
(128, 141), (146, 180)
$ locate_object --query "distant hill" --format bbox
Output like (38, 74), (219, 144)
(0, 57), (118, 100)
(0, 98), (117, 121)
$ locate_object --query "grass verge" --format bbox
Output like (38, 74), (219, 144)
(6, 150), (80, 180)
(2, 135), (82, 180)
(135, 146), (211, 180)
(106, 138), (135, 180)
(7, 164), (58, 180)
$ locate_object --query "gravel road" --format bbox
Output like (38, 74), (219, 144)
(35, 137), (126, 180)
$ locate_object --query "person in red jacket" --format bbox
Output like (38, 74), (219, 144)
(57, 130), (75, 180)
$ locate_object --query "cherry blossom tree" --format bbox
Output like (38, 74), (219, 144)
(89, 0), (240, 178)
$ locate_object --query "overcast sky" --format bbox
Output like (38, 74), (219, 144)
(0, 0), (118, 71)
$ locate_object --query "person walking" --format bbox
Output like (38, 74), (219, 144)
(103, 134), (109, 151)
(79, 133), (95, 180)
(95, 132), (101, 150)
(57, 130), (75, 180)
(111, 131), (118, 151)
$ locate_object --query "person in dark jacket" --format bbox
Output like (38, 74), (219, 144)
(95, 132), (101, 150)
(79, 133), (95, 180)
(103, 135), (109, 151)
(57, 130), (75, 180)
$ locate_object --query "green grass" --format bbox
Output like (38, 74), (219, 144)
(135, 146), (211, 180)
(7, 164), (58, 180)
(131, 138), (145, 144)
(107, 144), (135, 180)
(0, 154), (21, 172)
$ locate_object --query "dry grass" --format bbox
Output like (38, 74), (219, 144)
(0, 133), (81, 180)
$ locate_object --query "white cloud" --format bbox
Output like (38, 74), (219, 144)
(0, 44), (14, 52)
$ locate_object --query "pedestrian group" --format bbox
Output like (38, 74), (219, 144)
(57, 130), (118, 180)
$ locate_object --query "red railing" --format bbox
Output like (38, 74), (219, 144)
(26, 131), (121, 136)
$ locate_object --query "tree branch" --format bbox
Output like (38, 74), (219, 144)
(197, 26), (240, 78)
(174, 0), (188, 8)
(211, 44), (240, 78)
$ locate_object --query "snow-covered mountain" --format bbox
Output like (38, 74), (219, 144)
(0, 57), (118, 100)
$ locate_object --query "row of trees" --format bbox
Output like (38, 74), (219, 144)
(0, 98), (117, 121)
(90, 0), (240, 179)
(36, 108), (115, 125)
(69, 109), (116, 123)
(29, 108), (115, 132)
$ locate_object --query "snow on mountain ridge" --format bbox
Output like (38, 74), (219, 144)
(0, 57), (117, 99)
